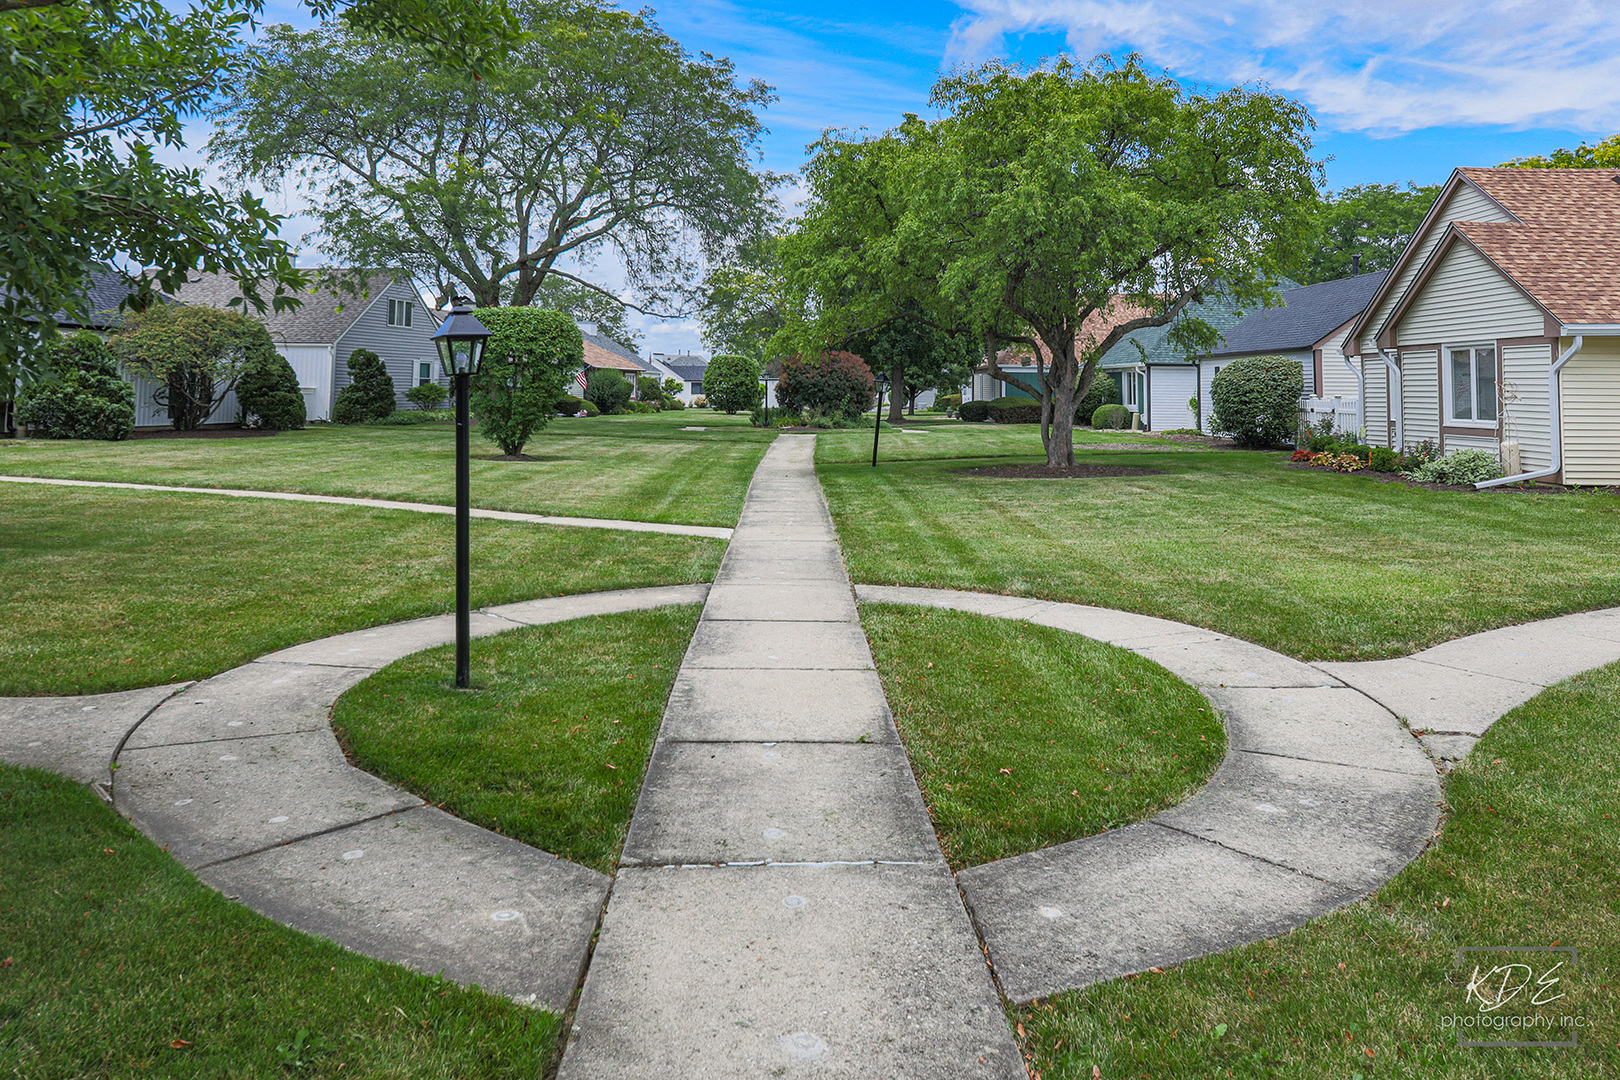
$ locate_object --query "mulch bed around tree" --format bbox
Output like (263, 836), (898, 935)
(129, 428), (280, 440)
(484, 453), (544, 462)
(950, 463), (1167, 479)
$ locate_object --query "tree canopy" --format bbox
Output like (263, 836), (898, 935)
(1, 0), (518, 386)
(775, 55), (1319, 466)
(1502, 133), (1620, 169)
(110, 302), (279, 430)
(1289, 183), (1439, 284)
(212, 0), (778, 313)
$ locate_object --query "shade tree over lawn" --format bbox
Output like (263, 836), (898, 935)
(777, 55), (1319, 467)
(212, 0), (779, 314)
(0, 0), (520, 388)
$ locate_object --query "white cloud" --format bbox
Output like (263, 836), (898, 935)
(946, 0), (1620, 133)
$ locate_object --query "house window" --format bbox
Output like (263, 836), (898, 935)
(1122, 371), (1139, 409)
(1446, 345), (1497, 424)
(692, 382), (702, 395)
(417, 361), (433, 387)
(387, 299), (414, 327)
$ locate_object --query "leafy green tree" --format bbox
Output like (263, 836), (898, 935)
(780, 56), (1318, 467)
(0, 0), (517, 388)
(661, 376), (684, 398)
(469, 307), (579, 454)
(531, 277), (642, 352)
(848, 307), (976, 420)
(110, 303), (277, 429)
(1291, 183), (1439, 284)
(331, 348), (395, 423)
(583, 368), (631, 415)
(213, 0), (777, 314)
(236, 350), (306, 429)
(14, 331), (135, 440)
(1502, 133), (1620, 169)
(703, 354), (763, 414)
(699, 234), (787, 358)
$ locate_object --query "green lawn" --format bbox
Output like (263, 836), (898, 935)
(0, 764), (556, 1078)
(1016, 660), (1620, 1080)
(333, 607), (697, 874)
(0, 410), (772, 528)
(815, 418), (1161, 464)
(0, 486), (722, 696)
(862, 604), (1223, 869)
(822, 445), (1620, 661)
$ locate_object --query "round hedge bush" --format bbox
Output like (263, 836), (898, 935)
(704, 354), (764, 414)
(1208, 355), (1303, 448)
(958, 400), (991, 423)
(988, 396), (1042, 424)
(15, 331), (135, 440)
(332, 348), (396, 423)
(776, 351), (874, 420)
(1091, 403), (1131, 430)
(236, 351), (306, 430)
(584, 368), (632, 414)
(1076, 373), (1119, 424)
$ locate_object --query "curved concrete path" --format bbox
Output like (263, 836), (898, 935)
(1, 585), (708, 1011)
(853, 584), (1620, 1003)
(0, 475), (733, 539)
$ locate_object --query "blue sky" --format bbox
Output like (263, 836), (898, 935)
(199, 0), (1620, 352)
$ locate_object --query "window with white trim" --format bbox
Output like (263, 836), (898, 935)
(386, 298), (413, 327)
(417, 361), (434, 387)
(1446, 345), (1497, 425)
(1121, 371), (1138, 409)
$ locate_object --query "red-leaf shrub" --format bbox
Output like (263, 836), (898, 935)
(776, 351), (875, 420)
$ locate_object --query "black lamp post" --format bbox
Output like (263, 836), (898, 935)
(871, 371), (889, 467)
(431, 297), (492, 688)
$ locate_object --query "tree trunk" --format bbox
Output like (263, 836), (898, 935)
(888, 362), (905, 422)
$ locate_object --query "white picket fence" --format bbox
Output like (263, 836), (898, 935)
(1301, 395), (1362, 440)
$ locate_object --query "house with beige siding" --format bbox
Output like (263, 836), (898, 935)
(1344, 168), (1620, 486)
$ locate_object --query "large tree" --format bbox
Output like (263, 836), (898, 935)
(212, 0), (777, 313)
(848, 307), (977, 420)
(0, 0), (518, 386)
(778, 56), (1318, 467)
(1290, 183), (1439, 284)
(1502, 134), (1620, 169)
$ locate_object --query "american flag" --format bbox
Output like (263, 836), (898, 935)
(575, 369), (589, 391)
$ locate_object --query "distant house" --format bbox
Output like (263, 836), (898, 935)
(1194, 271), (1387, 435)
(1097, 293), (1262, 431)
(5, 269), (145, 434)
(1344, 167), (1620, 485)
(575, 330), (644, 393)
(968, 299), (1155, 405)
(644, 352), (708, 402)
(168, 270), (440, 424)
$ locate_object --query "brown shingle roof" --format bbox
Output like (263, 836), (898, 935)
(1443, 169), (1620, 325)
(582, 337), (643, 372)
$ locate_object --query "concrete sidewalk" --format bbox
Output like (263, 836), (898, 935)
(0, 475), (734, 539)
(558, 438), (1023, 1079)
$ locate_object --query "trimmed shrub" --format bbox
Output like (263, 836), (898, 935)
(332, 348), (395, 423)
(705, 354), (764, 414)
(468, 307), (579, 455)
(988, 396), (1042, 424)
(364, 409), (451, 425)
(959, 400), (991, 423)
(556, 394), (586, 415)
(1075, 374), (1119, 425)
(776, 352), (874, 420)
(663, 396), (685, 410)
(584, 368), (632, 414)
(692, 396), (708, 408)
(236, 352), (306, 430)
(15, 332), (135, 440)
(626, 399), (658, 414)
(405, 382), (448, 411)
(1404, 448), (1502, 485)
(1369, 447), (1401, 471)
(1091, 403), (1131, 430)
(1208, 354), (1303, 448)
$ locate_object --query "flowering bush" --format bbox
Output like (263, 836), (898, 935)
(776, 351), (875, 420)
(1290, 448), (1314, 462)
(1309, 451), (1367, 472)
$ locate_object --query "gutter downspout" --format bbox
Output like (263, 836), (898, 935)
(1344, 355), (1363, 440)
(1476, 335), (1582, 489)
(1379, 350), (1403, 452)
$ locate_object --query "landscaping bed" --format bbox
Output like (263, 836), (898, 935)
(861, 604), (1223, 869)
(333, 607), (700, 873)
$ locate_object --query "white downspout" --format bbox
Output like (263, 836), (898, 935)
(1344, 355), (1363, 440)
(1379, 350), (1402, 452)
(1476, 335), (1582, 489)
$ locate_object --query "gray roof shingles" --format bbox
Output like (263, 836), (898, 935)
(1099, 290), (1271, 368)
(1206, 271), (1388, 357)
(167, 270), (396, 344)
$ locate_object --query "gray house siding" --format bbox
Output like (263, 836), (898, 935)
(331, 280), (443, 410)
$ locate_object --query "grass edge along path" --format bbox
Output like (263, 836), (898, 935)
(0, 764), (557, 1078)
(860, 603), (1224, 870)
(0, 486), (723, 697)
(333, 605), (701, 874)
(822, 447), (1620, 662)
(1014, 660), (1620, 1080)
